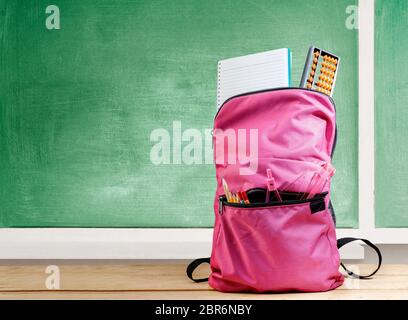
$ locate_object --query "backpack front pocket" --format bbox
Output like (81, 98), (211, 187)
(209, 193), (343, 293)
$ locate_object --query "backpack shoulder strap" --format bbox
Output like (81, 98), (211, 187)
(337, 237), (382, 279)
(186, 257), (210, 283)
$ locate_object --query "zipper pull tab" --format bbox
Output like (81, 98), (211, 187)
(219, 197), (224, 215)
(319, 162), (336, 181)
(322, 162), (336, 177)
(266, 169), (282, 202)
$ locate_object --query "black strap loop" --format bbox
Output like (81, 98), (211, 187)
(337, 237), (382, 279)
(187, 239), (382, 283)
(186, 258), (210, 283)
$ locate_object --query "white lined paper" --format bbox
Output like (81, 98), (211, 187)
(217, 48), (291, 109)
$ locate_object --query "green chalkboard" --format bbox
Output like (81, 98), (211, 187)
(0, 0), (358, 227)
(375, 0), (408, 227)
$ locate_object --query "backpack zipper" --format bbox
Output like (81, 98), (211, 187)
(218, 191), (327, 215)
(213, 87), (338, 157)
(214, 87), (336, 120)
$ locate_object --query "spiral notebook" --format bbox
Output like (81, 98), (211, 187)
(216, 48), (292, 109)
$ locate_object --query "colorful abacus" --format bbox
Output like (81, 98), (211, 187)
(300, 46), (340, 97)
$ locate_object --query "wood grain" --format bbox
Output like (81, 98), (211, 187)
(0, 263), (407, 299)
(1, 290), (408, 300)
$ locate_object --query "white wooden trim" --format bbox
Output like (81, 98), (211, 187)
(0, 228), (363, 259)
(358, 0), (376, 236)
(337, 228), (408, 244)
(0, 229), (212, 259)
(0, 227), (406, 260)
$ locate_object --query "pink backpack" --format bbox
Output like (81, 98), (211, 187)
(187, 88), (382, 293)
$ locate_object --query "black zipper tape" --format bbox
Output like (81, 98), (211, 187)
(219, 191), (327, 209)
(219, 192), (327, 216)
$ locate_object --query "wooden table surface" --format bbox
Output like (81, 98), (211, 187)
(0, 263), (407, 300)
